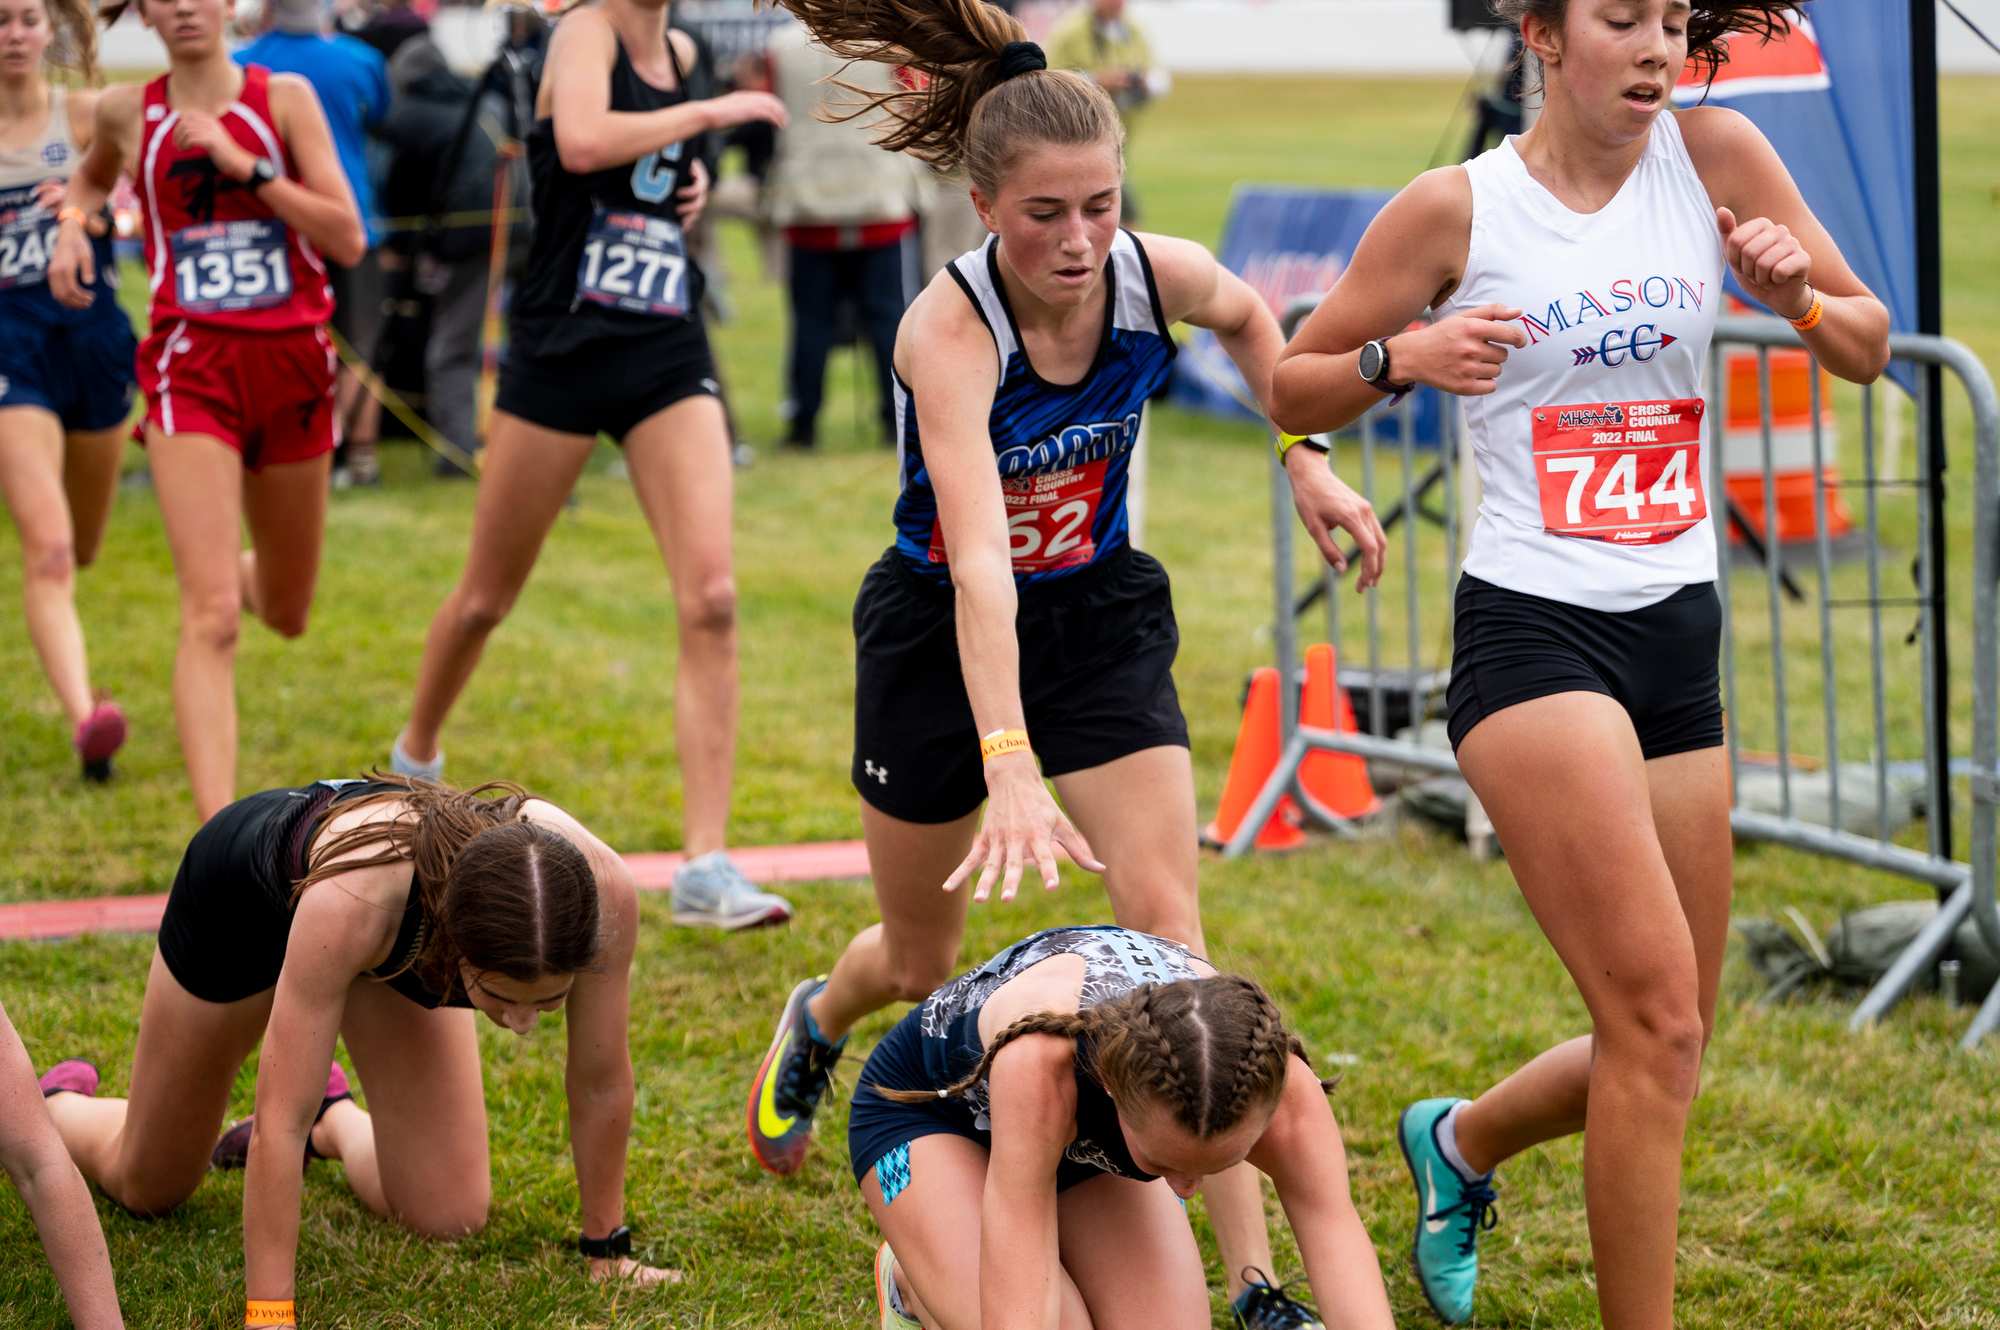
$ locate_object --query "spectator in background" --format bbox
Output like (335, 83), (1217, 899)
(355, 0), (428, 62)
(764, 20), (921, 449)
(236, 0), (390, 485)
(1045, 0), (1164, 220)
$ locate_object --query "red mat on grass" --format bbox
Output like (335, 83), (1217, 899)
(0, 840), (871, 943)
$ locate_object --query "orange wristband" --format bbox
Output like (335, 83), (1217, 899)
(1788, 287), (1823, 332)
(246, 1300), (295, 1326)
(979, 728), (1030, 763)
(56, 205), (88, 228)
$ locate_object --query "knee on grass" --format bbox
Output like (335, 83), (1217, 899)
(396, 1191), (490, 1239)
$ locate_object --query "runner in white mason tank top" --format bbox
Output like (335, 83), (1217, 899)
(1272, 1), (1887, 1327)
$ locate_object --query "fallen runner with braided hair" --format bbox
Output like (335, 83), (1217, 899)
(844, 926), (1393, 1330)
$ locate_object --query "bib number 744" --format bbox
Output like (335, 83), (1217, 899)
(1531, 397), (1706, 546)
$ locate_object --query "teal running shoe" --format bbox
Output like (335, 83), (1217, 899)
(1397, 1097), (1499, 1325)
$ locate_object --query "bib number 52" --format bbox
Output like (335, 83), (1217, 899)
(1008, 501), (1092, 564)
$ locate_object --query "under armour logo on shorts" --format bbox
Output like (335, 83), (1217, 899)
(863, 760), (888, 785)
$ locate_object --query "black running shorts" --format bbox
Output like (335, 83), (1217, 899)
(851, 545), (1190, 824)
(1445, 573), (1725, 760)
(495, 317), (718, 441)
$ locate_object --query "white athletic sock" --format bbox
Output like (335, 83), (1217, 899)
(884, 1259), (913, 1319)
(1435, 1100), (1487, 1182)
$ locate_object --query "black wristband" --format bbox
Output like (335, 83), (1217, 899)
(578, 1226), (632, 1260)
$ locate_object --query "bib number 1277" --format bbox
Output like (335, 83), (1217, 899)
(576, 209), (688, 317)
(1531, 397), (1706, 546)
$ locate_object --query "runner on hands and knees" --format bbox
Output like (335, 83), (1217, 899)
(384, 0), (793, 931)
(39, 776), (673, 1329)
(48, 0), (365, 823)
(0, 0), (138, 782)
(847, 927), (1395, 1330)
(1272, 1), (1888, 1324)
(742, 2), (1386, 1320)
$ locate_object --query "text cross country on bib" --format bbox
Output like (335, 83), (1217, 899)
(1531, 397), (1706, 546)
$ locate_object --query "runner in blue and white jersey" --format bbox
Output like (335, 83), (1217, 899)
(0, 0), (137, 784)
(744, 2), (1387, 1320)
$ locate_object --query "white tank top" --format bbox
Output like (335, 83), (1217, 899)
(1439, 112), (1722, 612)
(0, 85), (79, 189)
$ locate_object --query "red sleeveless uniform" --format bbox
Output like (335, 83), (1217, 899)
(133, 65), (338, 469)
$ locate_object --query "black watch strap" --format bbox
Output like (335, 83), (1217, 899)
(578, 1225), (632, 1260)
(246, 157), (278, 193)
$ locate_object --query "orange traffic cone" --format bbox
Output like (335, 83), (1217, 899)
(1202, 667), (1309, 850)
(1298, 643), (1381, 819)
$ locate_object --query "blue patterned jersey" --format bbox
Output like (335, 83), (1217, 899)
(890, 229), (1177, 588)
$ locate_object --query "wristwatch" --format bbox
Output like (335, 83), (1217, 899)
(1357, 338), (1403, 392)
(244, 157), (278, 193)
(578, 1225), (632, 1260)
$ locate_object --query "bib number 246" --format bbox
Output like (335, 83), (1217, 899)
(1532, 397), (1706, 546)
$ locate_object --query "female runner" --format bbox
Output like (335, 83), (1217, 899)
(0, 0), (136, 782)
(385, 0), (793, 932)
(744, 2), (1385, 1320)
(1272, 1), (1889, 1325)
(38, 774), (672, 1327)
(49, 0), (365, 822)
(847, 926), (1393, 1330)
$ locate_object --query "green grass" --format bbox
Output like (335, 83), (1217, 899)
(2, 75), (1999, 1327)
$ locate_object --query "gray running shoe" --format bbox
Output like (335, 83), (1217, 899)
(671, 851), (794, 930)
(391, 732), (444, 780)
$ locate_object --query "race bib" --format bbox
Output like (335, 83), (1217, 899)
(575, 207), (688, 317)
(169, 219), (294, 314)
(930, 457), (1107, 574)
(0, 185), (58, 292)
(1532, 397), (1706, 545)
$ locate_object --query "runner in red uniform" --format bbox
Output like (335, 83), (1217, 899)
(49, 0), (364, 821)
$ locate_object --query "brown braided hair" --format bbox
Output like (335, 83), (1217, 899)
(1494, 0), (1793, 86)
(879, 975), (1322, 1138)
(767, 0), (1123, 192)
(290, 774), (603, 1000)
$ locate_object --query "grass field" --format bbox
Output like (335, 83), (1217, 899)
(1, 75), (1999, 1327)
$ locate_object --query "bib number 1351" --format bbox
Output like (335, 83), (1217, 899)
(169, 219), (293, 313)
(1532, 397), (1706, 546)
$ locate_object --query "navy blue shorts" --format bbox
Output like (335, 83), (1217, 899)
(1445, 574), (1724, 761)
(0, 295), (138, 432)
(848, 1007), (1121, 1198)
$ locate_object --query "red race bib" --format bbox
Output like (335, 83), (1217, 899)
(1532, 397), (1706, 545)
(930, 457), (1107, 573)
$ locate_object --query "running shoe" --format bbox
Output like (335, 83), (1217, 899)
(1231, 1268), (1322, 1329)
(73, 697), (126, 784)
(213, 1063), (354, 1172)
(875, 1241), (922, 1330)
(390, 732), (444, 781)
(1398, 1097), (1499, 1325)
(746, 976), (844, 1175)
(38, 1058), (99, 1098)
(671, 851), (793, 931)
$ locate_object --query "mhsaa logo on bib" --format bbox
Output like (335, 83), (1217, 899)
(1532, 398), (1706, 545)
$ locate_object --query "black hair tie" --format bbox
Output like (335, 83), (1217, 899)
(997, 40), (1047, 81)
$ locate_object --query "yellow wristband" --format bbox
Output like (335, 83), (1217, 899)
(56, 205), (88, 228)
(1788, 288), (1824, 332)
(246, 1300), (295, 1326)
(1274, 432), (1328, 460)
(979, 728), (1030, 763)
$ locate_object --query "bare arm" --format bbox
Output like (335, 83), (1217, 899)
(1679, 107), (1889, 384)
(901, 277), (1105, 903)
(0, 1003), (122, 1329)
(1272, 166), (1528, 437)
(1145, 231), (1390, 588)
(547, 14), (785, 175)
(980, 1035), (1078, 1330)
(249, 74), (366, 266)
(48, 82), (139, 307)
(1246, 1060), (1394, 1330)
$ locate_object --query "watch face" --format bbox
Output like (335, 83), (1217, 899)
(1359, 340), (1383, 382)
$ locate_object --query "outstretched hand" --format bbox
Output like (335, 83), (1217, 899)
(1284, 445), (1387, 590)
(1717, 207), (1814, 321)
(589, 1256), (682, 1286)
(943, 757), (1105, 903)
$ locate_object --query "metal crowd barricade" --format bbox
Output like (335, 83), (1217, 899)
(1235, 297), (2000, 1050)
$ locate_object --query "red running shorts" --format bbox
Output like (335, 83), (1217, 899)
(137, 320), (338, 471)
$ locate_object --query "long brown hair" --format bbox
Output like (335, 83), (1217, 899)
(1495, 0), (1793, 86)
(293, 775), (603, 998)
(881, 975), (1318, 1139)
(770, 0), (1123, 193)
(22, 0), (99, 81)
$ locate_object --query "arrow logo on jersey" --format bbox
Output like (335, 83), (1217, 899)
(1572, 326), (1677, 368)
(167, 157), (248, 224)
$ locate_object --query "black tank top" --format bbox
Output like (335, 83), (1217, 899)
(510, 32), (705, 360)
